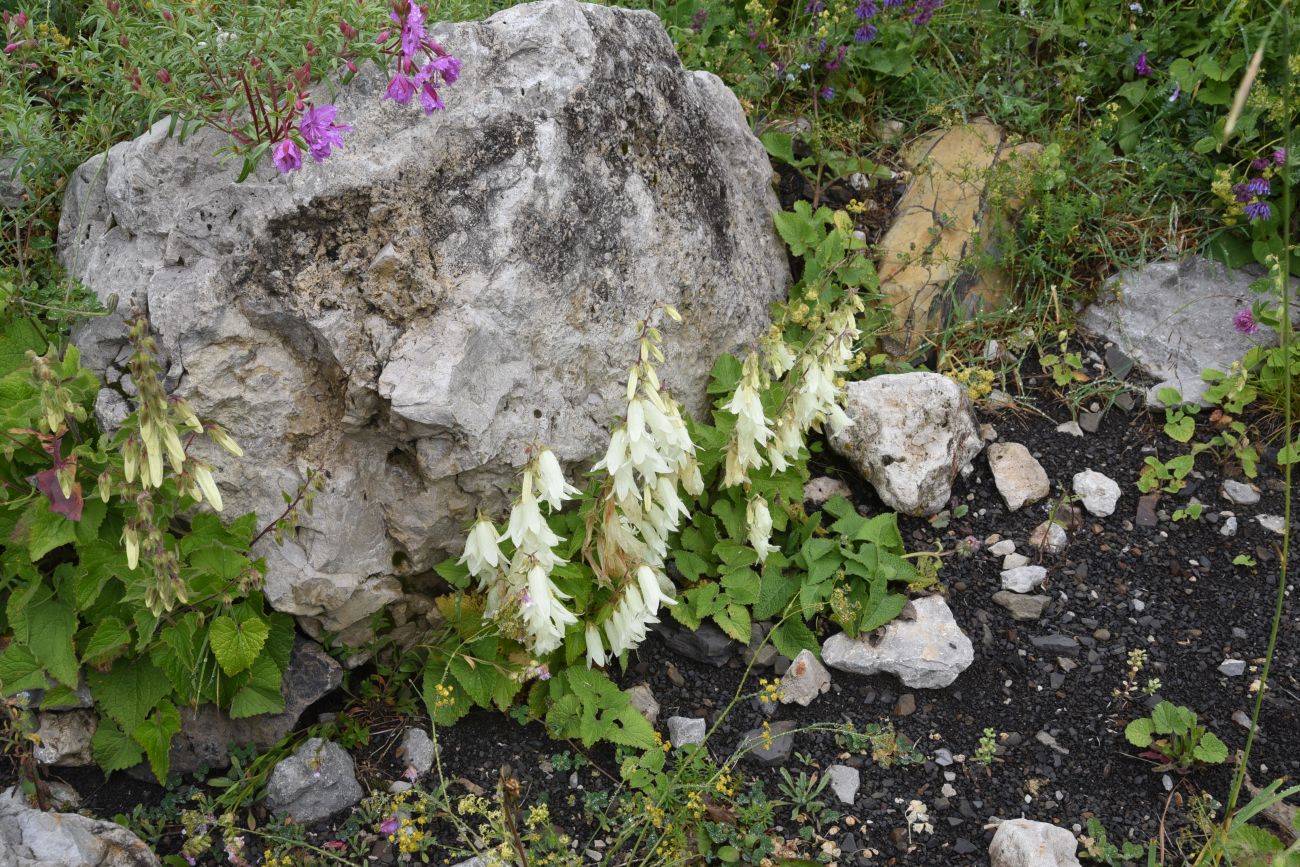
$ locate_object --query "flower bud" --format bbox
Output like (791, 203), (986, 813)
(106, 0), (119, 14)
(156, 68), (170, 84)
(345, 59), (357, 73)
(118, 33), (129, 48)
(162, 8), (173, 21)
(15, 11), (27, 28)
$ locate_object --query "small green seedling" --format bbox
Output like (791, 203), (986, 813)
(1125, 701), (1228, 773)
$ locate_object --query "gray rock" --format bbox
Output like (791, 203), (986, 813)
(1257, 515), (1286, 535)
(666, 716), (707, 748)
(987, 443), (1050, 512)
(1030, 634), (1080, 656)
(1001, 565), (1047, 594)
(1072, 469), (1120, 517)
(654, 620), (735, 667)
(1081, 257), (1298, 407)
(1003, 553), (1031, 570)
(989, 818), (1081, 867)
(0, 786), (161, 866)
(803, 476), (852, 507)
(59, 0), (788, 643)
(778, 649), (831, 707)
(829, 372), (983, 516)
(738, 720), (796, 766)
(826, 764), (860, 805)
(1222, 479), (1260, 505)
(992, 591), (1049, 621)
(265, 738), (363, 823)
(33, 710), (96, 767)
(1029, 521), (1068, 554)
(1220, 516), (1238, 537)
(1136, 494), (1160, 528)
(822, 595), (973, 689)
(1218, 659), (1246, 677)
(397, 727), (437, 775)
(740, 622), (778, 669)
(161, 635), (342, 775)
(989, 539), (1016, 557)
(626, 684), (659, 725)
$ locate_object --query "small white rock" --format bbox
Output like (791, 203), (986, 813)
(1055, 420), (1084, 437)
(826, 764), (860, 805)
(1072, 469), (1121, 517)
(1221, 479), (1260, 506)
(1219, 516), (1238, 537)
(990, 539), (1016, 556)
(1257, 515), (1286, 535)
(989, 818), (1082, 867)
(666, 716), (707, 748)
(988, 443), (1051, 512)
(1003, 553), (1031, 570)
(1001, 566), (1047, 593)
(779, 649), (831, 707)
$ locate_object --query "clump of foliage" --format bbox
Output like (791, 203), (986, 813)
(1124, 701), (1228, 774)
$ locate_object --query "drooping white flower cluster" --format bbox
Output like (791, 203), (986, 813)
(722, 295), (863, 560)
(458, 448), (580, 655)
(585, 310), (700, 666)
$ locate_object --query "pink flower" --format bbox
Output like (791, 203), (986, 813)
(1134, 52), (1152, 77)
(380, 817), (399, 836)
(402, 765), (419, 781)
(430, 53), (462, 84)
(1233, 308), (1260, 335)
(272, 139), (302, 173)
(323, 841), (347, 851)
(396, 1), (426, 61)
(300, 103), (352, 162)
(385, 73), (415, 103)
(1276, 148), (1289, 166)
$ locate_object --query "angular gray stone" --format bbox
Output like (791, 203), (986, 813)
(59, 0), (789, 642)
(265, 738), (363, 823)
(1072, 469), (1120, 517)
(987, 443), (1050, 512)
(1029, 521), (1068, 554)
(1222, 479), (1260, 506)
(1258, 514), (1286, 535)
(1001, 565), (1047, 594)
(1218, 659), (1246, 677)
(1030, 634), (1079, 656)
(826, 764), (860, 805)
(739, 720), (796, 766)
(829, 372), (983, 516)
(33, 710), (96, 767)
(822, 595), (973, 689)
(992, 591), (1049, 621)
(989, 818), (1081, 867)
(1081, 257), (1298, 407)
(740, 622), (778, 669)
(989, 539), (1016, 557)
(160, 635), (342, 775)
(666, 716), (707, 748)
(1220, 516), (1238, 537)
(0, 786), (160, 866)
(778, 649), (830, 707)
(654, 620), (734, 667)
(626, 684), (659, 725)
(1003, 553), (1030, 570)
(397, 727), (437, 775)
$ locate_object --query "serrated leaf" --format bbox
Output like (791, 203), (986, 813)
(87, 657), (171, 732)
(228, 655), (286, 719)
(450, 654), (496, 708)
(0, 643), (47, 694)
(1193, 732), (1227, 765)
(753, 567), (799, 621)
(92, 719), (142, 774)
(859, 592), (908, 633)
(25, 499), (78, 562)
(209, 614), (270, 677)
(81, 617), (131, 666)
(1125, 717), (1155, 748)
(132, 699), (182, 783)
(770, 618), (818, 660)
(1151, 701), (1186, 735)
(713, 603), (750, 642)
(27, 599), (79, 687)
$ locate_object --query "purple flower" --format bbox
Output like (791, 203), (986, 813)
(1168, 82), (1180, 101)
(430, 53), (462, 84)
(884, 0), (904, 6)
(386, 73), (415, 103)
(396, 1), (426, 62)
(910, 0), (942, 25)
(805, 0), (826, 12)
(1232, 182), (1254, 204)
(379, 817), (399, 836)
(1135, 52), (1152, 77)
(854, 24), (878, 42)
(1244, 200), (1272, 221)
(1251, 157), (1270, 171)
(825, 45), (847, 70)
(854, 0), (879, 18)
(820, 86), (834, 101)
(690, 8), (708, 32)
(271, 139), (302, 173)
(414, 66), (445, 113)
(1275, 148), (1288, 166)
(1245, 177), (1271, 197)
(300, 104), (352, 162)
(533, 664), (551, 681)
(1233, 308), (1260, 335)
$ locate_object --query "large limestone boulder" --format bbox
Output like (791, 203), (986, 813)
(0, 787), (160, 867)
(57, 0), (789, 641)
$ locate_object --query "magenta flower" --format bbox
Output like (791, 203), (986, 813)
(1276, 148), (1288, 166)
(379, 817), (399, 836)
(1135, 52), (1152, 77)
(533, 664), (551, 681)
(1244, 200), (1272, 222)
(386, 73), (415, 103)
(272, 139), (302, 173)
(413, 64), (445, 114)
(431, 53), (462, 84)
(1251, 157), (1270, 171)
(300, 104), (352, 162)
(396, 1), (426, 62)
(1233, 308), (1260, 335)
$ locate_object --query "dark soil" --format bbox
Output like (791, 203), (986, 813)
(12, 335), (1298, 866)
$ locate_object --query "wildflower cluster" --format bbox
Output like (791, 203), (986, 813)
(1232, 149), (1287, 224)
(756, 678), (784, 704)
(459, 447), (580, 656)
(379, 0), (463, 113)
(583, 307), (701, 664)
(722, 294), (861, 559)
